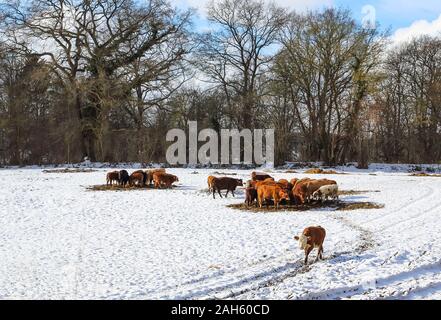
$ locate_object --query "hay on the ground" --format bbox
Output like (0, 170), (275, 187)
(304, 168), (345, 174)
(338, 190), (380, 196)
(86, 184), (176, 191)
(43, 168), (97, 173)
(228, 200), (384, 212)
(410, 173), (441, 177)
(211, 171), (237, 176)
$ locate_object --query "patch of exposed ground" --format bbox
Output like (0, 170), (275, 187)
(43, 168), (98, 173)
(227, 200), (384, 212)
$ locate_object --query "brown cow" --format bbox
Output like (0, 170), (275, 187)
(294, 226), (326, 264)
(302, 179), (337, 203)
(153, 172), (178, 189)
(292, 179), (312, 204)
(292, 179), (337, 204)
(245, 187), (258, 206)
(277, 179), (293, 190)
(257, 185), (290, 209)
(132, 170), (147, 186)
(293, 177), (312, 188)
(207, 175), (216, 192)
(253, 178), (277, 189)
(251, 171), (273, 181)
(211, 177), (243, 199)
(130, 171), (145, 187)
(290, 178), (299, 187)
(146, 168), (166, 185)
(106, 171), (120, 185)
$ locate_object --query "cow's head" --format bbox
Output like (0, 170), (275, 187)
(278, 189), (290, 202)
(236, 179), (244, 186)
(294, 234), (311, 250)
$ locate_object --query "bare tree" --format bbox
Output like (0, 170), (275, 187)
(199, 0), (287, 129)
(277, 8), (384, 166)
(2, 0), (192, 161)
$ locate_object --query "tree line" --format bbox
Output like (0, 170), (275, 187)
(0, 0), (440, 167)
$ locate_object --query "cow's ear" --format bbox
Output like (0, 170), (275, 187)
(294, 236), (299, 240)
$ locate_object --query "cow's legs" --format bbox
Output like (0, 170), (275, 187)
(304, 246), (313, 264)
(315, 248), (320, 262)
(218, 189), (223, 198)
(231, 190), (235, 197)
(225, 190), (229, 198)
(213, 189), (216, 199)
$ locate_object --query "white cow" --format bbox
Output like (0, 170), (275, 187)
(312, 184), (338, 201)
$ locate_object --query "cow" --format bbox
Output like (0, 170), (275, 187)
(146, 168), (166, 185)
(245, 187), (258, 206)
(303, 179), (337, 203)
(251, 171), (273, 181)
(106, 171), (119, 186)
(245, 180), (254, 188)
(132, 170), (147, 186)
(293, 177), (311, 188)
(254, 178), (277, 189)
(211, 177), (243, 199)
(294, 226), (326, 264)
(130, 171), (145, 187)
(293, 179), (337, 204)
(290, 178), (299, 187)
(207, 175), (216, 193)
(277, 179), (293, 190)
(152, 172), (178, 189)
(312, 184), (339, 202)
(118, 170), (130, 187)
(257, 185), (290, 209)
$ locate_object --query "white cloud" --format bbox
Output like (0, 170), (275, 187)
(391, 13), (441, 45)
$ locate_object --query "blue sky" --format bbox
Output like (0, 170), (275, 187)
(335, 0), (441, 30)
(176, 0), (441, 43)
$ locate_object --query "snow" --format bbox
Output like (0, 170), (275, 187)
(0, 166), (440, 299)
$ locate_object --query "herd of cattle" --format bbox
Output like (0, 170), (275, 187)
(105, 169), (339, 207)
(106, 168), (178, 189)
(103, 169), (335, 264)
(208, 171), (339, 208)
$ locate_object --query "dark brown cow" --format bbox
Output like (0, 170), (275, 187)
(211, 177), (243, 199)
(251, 171), (273, 181)
(294, 226), (326, 264)
(106, 171), (119, 185)
(245, 187), (258, 206)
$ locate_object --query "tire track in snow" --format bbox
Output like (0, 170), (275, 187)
(379, 199), (441, 231)
(362, 182), (434, 225)
(298, 259), (441, 300)
(223, 214), (377, 300)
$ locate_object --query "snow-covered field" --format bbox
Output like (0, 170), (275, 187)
(1, 166), (441, 300)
